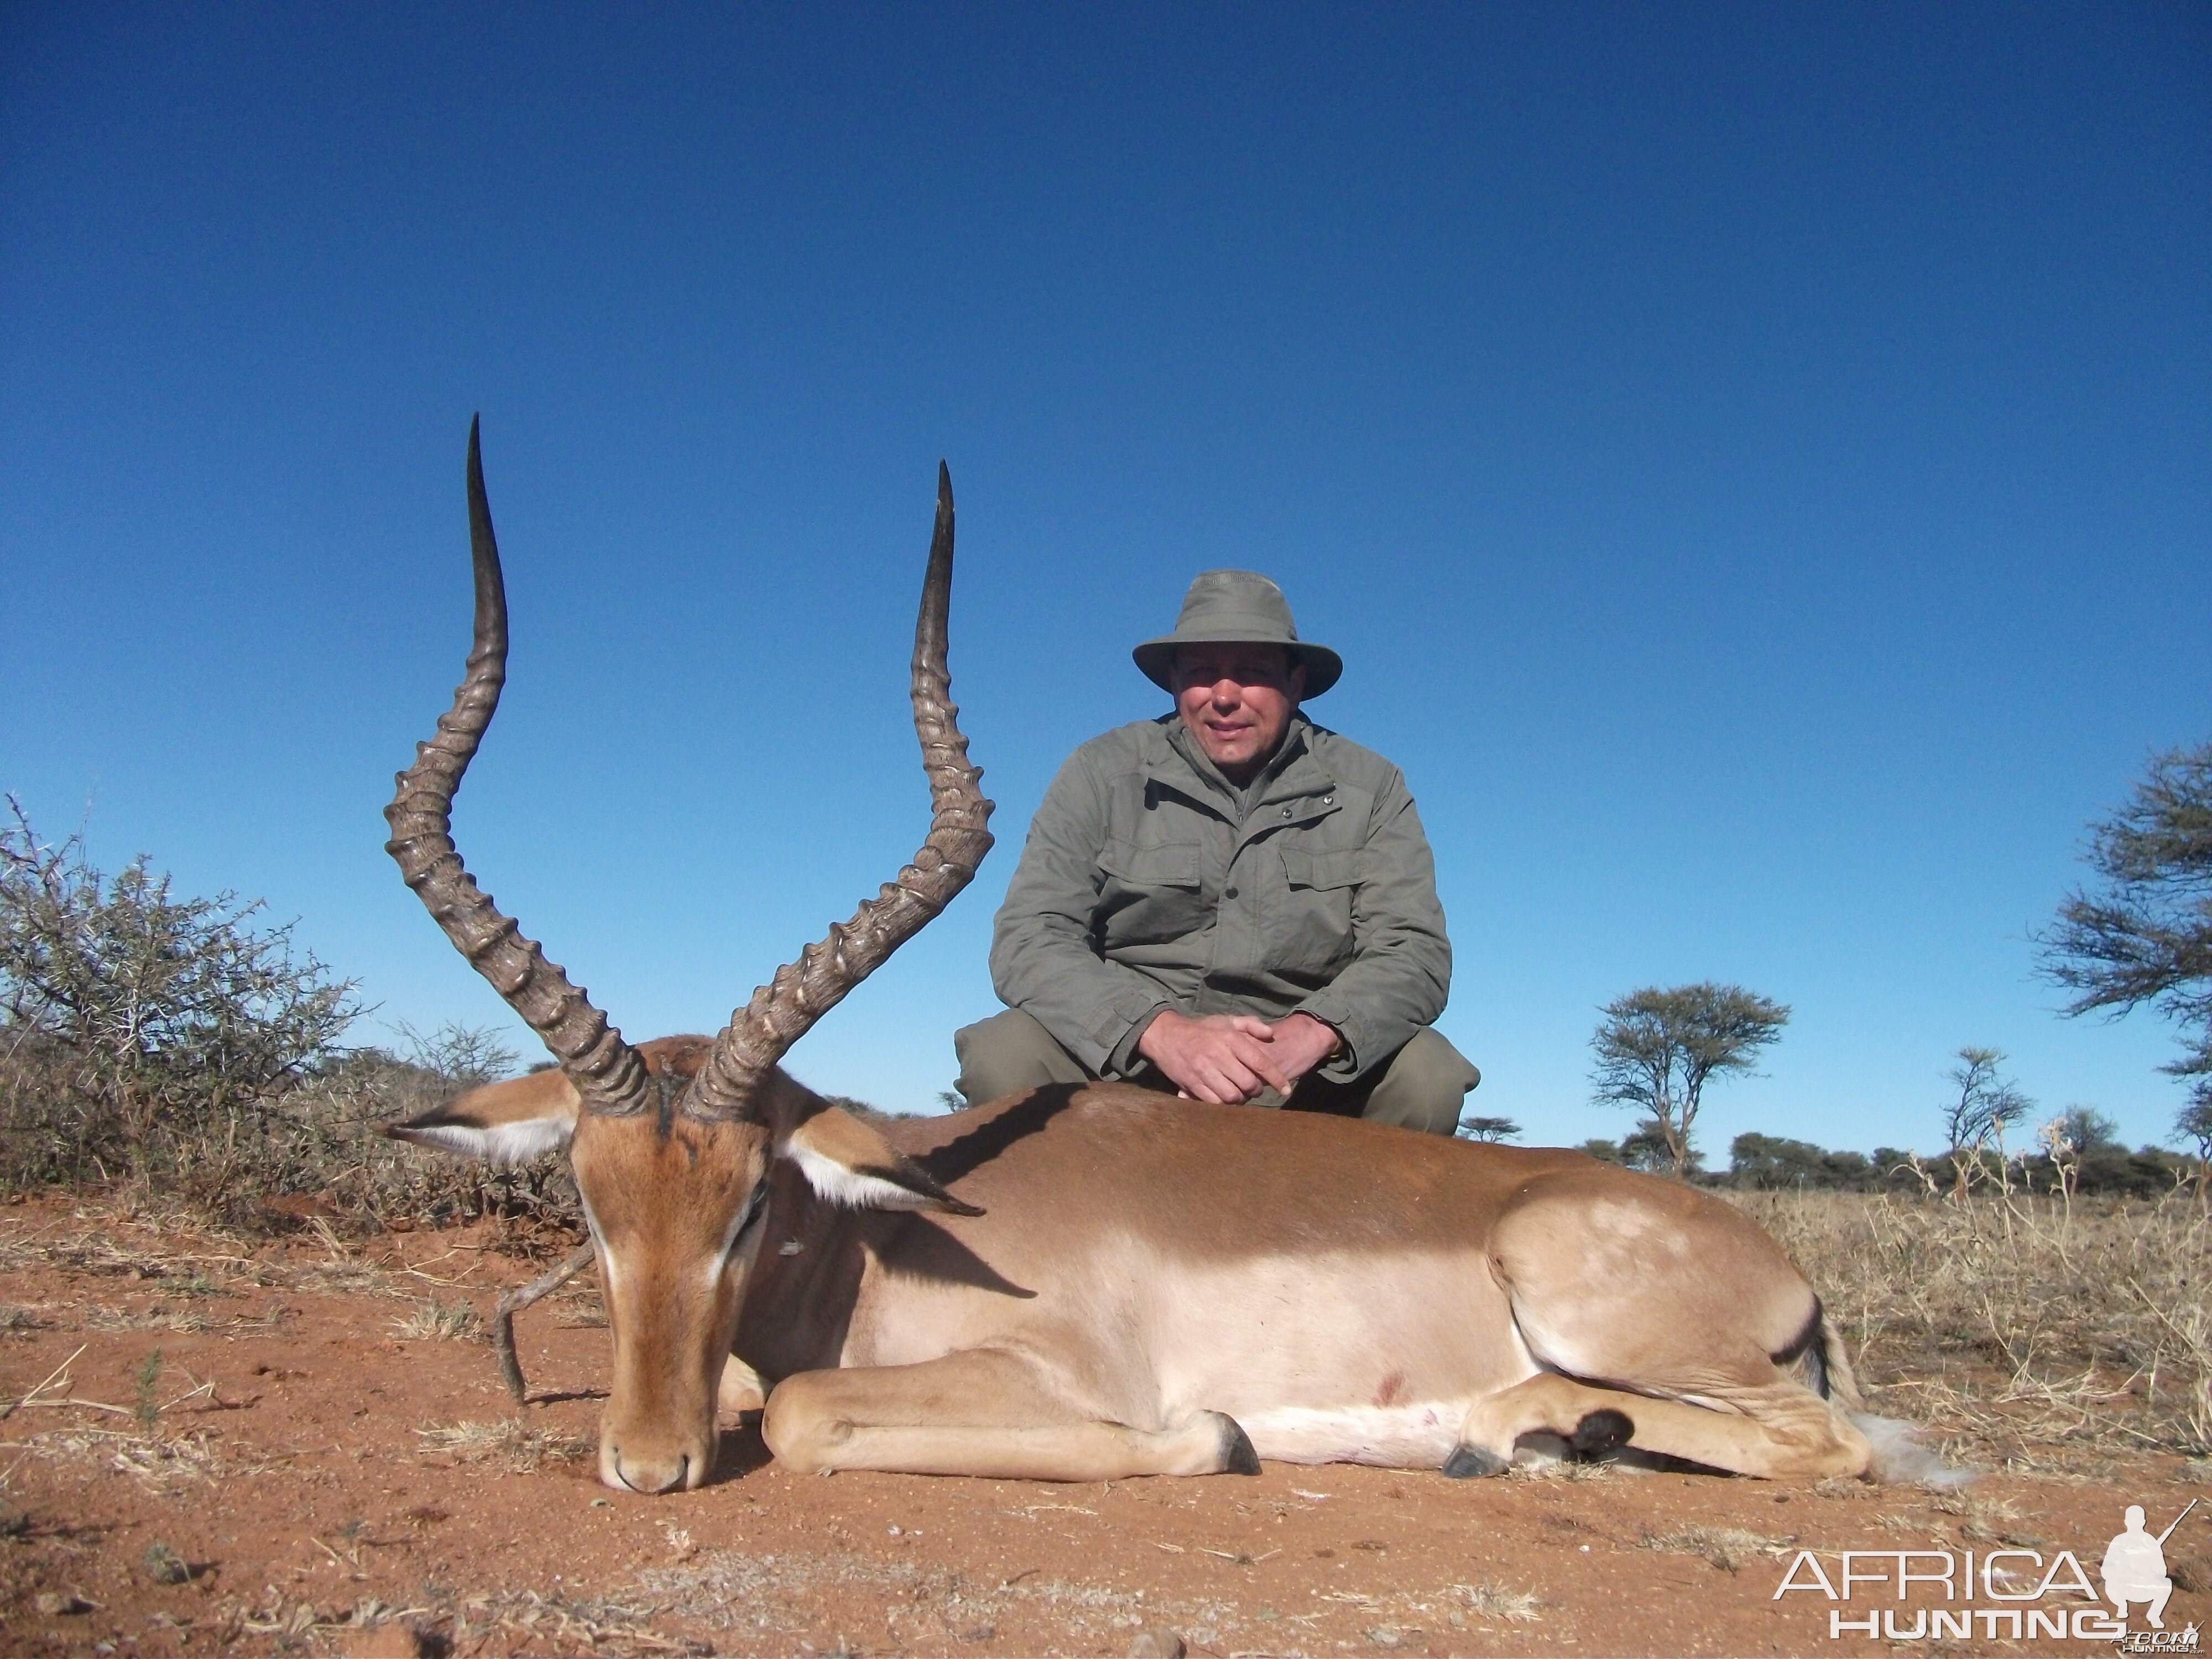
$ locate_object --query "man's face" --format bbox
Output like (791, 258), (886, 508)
(1173, 643), (1304, 783)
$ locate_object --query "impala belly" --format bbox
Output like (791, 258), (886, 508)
(1141, 1243), (1532, 1464)
(836, 1228), (1533, 1466)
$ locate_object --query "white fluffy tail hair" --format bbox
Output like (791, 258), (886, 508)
(1807, 1311), (1973, 1487)
(1849, 1411), (1974, 1488)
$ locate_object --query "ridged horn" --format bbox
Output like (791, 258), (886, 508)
(383, 418), (651, 1117)
(686, 462), (994, 1118)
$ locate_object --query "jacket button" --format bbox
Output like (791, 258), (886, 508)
(1225, 886), (1239, 899)
(1281, 805), (1293, 818)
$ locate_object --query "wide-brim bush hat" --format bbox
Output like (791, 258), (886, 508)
(1132, 569), (1343, 697)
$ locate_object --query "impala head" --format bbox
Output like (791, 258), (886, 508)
(382, 423), (992, 1493)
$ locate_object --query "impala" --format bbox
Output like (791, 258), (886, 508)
(387, 425), (1882, 1495)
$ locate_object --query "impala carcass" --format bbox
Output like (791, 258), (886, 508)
(384, 425), (1880, 1495)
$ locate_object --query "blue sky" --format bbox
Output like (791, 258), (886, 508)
(4, 5), (2206, 1156)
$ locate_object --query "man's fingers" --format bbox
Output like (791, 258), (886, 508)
(1225, 1035), (1292, 1095)
(1211, 1058), (1262, 1103)
(1161, 1046), (1237, 1105)
(1227, 1016), (1276, 1039)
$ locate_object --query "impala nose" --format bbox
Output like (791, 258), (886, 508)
(605, 1447), (690, 1495)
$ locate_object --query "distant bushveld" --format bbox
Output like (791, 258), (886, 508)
(1563, 1125), (2201, 1201)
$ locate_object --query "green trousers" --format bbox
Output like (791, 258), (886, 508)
(953, 1007), (1479, 1137)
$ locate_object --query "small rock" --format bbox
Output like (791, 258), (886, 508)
(1127, 1630), (1187, 1659)
(1366, 1627), (1404, 1648)
(143, 1542), (190, 1585)
(346, 1622), (427, 1659)
(957, 1626), (997, 1643)
(34, 1592), (93, 1616)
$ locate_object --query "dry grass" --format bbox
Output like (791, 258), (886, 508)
(2, 1040), (586, 1242)
(84, 1303), (215, 1334)
(390, 1296), (482, 1342)
(1452, 1582), (1543, 1624)
(414, 1417), (593, 1473)
(1736, 1188), (2212, 1468)
(1637, 1523), (1794, 1573)
(200, 1588), (697, 1657)
(4, 1421), (227, 1489)
(1927, 1490), (2048, 1547)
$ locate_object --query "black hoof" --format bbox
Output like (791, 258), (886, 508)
(1570, 1408), (1634, 1458)
(1442, 1445), (1509, 1479)
(1219, 1416), (1261, 1476)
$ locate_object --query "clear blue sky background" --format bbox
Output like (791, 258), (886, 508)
(4, 6), (2206, 1157)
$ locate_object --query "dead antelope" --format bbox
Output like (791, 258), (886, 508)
(385, 425), (1881, 1495)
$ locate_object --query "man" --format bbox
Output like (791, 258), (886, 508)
(954, 569), (1479, 1134)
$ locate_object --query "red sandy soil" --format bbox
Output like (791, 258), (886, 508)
(0, 1196), (2201, 1658)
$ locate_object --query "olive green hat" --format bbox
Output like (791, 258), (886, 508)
(1131, 569), (1342, 697)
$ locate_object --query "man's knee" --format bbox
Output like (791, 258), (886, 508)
(1361, 1027), (1480, 1137)
(954, 1008), (1092, 1104)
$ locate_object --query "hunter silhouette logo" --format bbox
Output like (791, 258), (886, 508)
(2105, 1500), (2195, 1634)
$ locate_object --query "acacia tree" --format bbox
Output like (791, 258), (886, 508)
(1940, 1045), (2033, 1199)
(1455, 1114), (1522, 1144)
(1588, 983), (1789, 1179)
(2039, 739), (2212, 1152)
(2177, 1100), (2212, 1197)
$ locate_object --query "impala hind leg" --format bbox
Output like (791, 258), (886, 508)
(717, 1357), (768, 1416)
(763, 1350), (1259, 1481)
(1444, 1373), (1870, 1481)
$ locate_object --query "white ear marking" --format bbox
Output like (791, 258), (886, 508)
(790, 1145), (943, 1212)
(392, 1115), (572, 1169)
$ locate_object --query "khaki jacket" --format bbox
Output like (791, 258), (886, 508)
(988, 714), (1452, 1083)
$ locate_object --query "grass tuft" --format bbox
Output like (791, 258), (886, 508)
(391, 1298), (482, 1342)
(1638, 1524), (1792, 1573)
(1454, 1582), (1542, 1623)
(415, 1417), (592, 1473)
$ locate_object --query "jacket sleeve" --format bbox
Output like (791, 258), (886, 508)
(1293, 772), (1453, 1081)
(988, 749), (1172, 1076)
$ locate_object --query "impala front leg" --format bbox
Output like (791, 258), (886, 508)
(762, 1350), (1259, 1481)
(1446, 1373), (1871, 1482)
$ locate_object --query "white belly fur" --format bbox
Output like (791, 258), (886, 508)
(1239, 1402), (1464, 1467)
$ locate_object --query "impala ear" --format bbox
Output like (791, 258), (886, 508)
(781, 1107), (983, 1217)
(384, 1068), (579, 1168)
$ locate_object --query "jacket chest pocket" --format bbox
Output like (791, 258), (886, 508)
(1273, 847), (1360, 975)
(1095, 840), (1211, 950)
